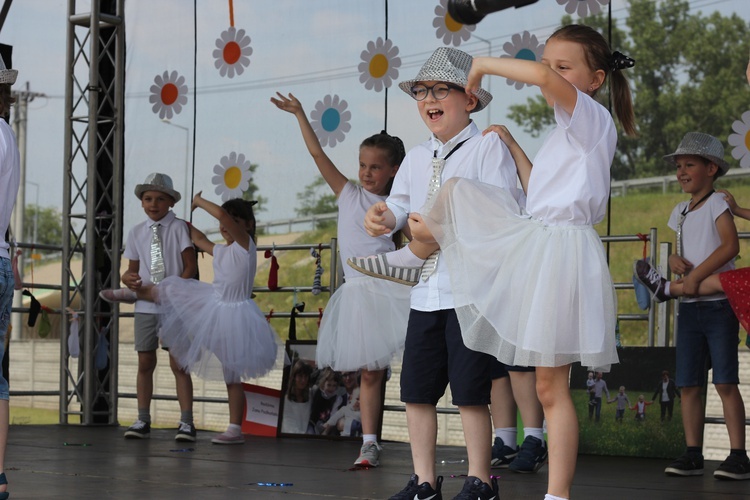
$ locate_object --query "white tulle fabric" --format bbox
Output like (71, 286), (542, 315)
(315, 275), (409, 371)
(424, 177), (618, 370)
(156, 242), (279, 383)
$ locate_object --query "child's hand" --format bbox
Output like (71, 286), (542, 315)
(718, 189), (739, 212)
(11, 249), (22, 290)
(191, 191), (204, 212)
(466, 57), (490, 99)
(122, 270), (142, 290)
(681, 273), (700, 297)
(408, 213), (436, 244)
(483, 124), (517, 149)
(668, 254), (693, 276)
(364, 202), (392, 237)
(270, 92), (303, 115)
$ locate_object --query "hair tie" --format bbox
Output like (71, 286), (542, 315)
(610, 51), (635, 72)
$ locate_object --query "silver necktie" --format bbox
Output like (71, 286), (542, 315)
(150, 223), (165, 284)
(420, 156), (447, 281)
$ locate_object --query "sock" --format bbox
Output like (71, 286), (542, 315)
(544, 495), (567, 500)
(664, 281), (671, 296)
(687, 446), (702, 456)
(180, 410), (193, 425)
(524, 427), (545, 446)
(226, 423), (242, 436)
(730, 448), (747, 458)
(495, 427), (516, 447)
(138, 409), (151, 424)
(363, 434), (378, 445)
(385, 246), (425, 267)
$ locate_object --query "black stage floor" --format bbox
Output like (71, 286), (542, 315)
(2, 425), (748, 499)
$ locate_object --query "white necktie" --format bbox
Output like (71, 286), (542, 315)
(150, 223), (165, 284)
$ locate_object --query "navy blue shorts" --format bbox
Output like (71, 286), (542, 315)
(400, 309), (492, 406)
(491, 360), (535, 380)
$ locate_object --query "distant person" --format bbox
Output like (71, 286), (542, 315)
(588, 372), (609, 423)
(271, 92), (409, 467)
(102, 193), (279, 445)
(106, 172), (198, 441)
(631, 395), (653, 422)
(0, 52), (19, 500)
(607, 386), (631, 423)
(651, 370), (680, 422)
(281, 360), (314, 434)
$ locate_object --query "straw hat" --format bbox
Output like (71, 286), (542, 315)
(663, 132), (729, 173)
(0, 54), (17, 85)
(398, 47), (492, 113)
(134, 172), (181, 202)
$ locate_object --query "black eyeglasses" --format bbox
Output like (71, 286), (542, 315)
(409, 83), (465, 101)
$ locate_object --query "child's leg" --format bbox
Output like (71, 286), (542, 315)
(226, 382), (244, 426)
(536, 365), (577, 499)
(680, 386), (705, 447)
(359, 368), (385, 437)
(459, 404), (492, 484)
(509, 369), (545, 432)
(136, 350), (157, 414)
(667, 274), (723, 297)
(490, 374), (517, 441)
(170, 355), (194, 415)
(406, 403), (439, 487)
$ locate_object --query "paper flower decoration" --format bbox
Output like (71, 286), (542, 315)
(310, 95), (351, 148)
(501, 31), (545, 90)
(556, 0), (610, 17)
(149, 71), (188, 119)
(729, 110), (750, 168)
(213, 26), (253, 78)
(358, 37), (401, 92)
(212, 152), (253, 201)
(433, 0), (475, 47)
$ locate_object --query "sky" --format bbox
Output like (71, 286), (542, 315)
(2, 0), (749, 236)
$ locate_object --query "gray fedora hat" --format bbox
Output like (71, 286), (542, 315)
(0, 54), (17, 85)
(663, 132), (729, 173)
(134, 172), (181, 202)
(398, 47), (492, 113)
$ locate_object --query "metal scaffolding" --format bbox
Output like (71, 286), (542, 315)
(61, 0), (124, 425)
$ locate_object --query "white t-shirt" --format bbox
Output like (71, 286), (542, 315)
(123, 210), (193, 313)
(386, 121), (520, 312)
(526, 89), (617, 226)
(0, 120), (20, 259)
(667, 192), (734, 303)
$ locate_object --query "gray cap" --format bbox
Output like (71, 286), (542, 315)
(663, 132), (729, 173)
(134, 172), (181, 202)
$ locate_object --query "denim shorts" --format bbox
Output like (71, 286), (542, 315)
(676, 300), (740, 387)
(400, 309), (492, 406)
(0, 257), (12, 400)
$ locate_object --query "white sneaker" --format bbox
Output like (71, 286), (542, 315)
(354, 441), (382, 467)
(211, 431), (245, 445)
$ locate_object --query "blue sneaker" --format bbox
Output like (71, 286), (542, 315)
(491, 436), (518, 468)
(453, 476), (498, 500)
(509, 435), (548, 473)
(389, 474), (443, 500)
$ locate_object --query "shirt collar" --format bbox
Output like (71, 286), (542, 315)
(149, 210), (176, 227)
(429, 120), (478, 156)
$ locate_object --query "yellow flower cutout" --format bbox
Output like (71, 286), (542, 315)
(213, 27), (253, 78)
(433, 0), (475, 47)
(729, 111), (750, 168)
(149, 70), (188, 120)
(310, 95), (351, 148)
(501, 31), (545, 90)
(212, 152), (253, 201)
(358, 37), (401, 92)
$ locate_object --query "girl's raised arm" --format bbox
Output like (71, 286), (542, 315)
(192, 192), (251, 251)
(271, 92), (348, 196)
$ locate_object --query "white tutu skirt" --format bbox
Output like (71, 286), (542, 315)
(155, 277), (279, 383)
(424, 178), (619, 370)
(315, 276), (410, 371)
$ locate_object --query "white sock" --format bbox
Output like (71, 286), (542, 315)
(544, 495), (568, 500)
(226, 423), (242, 436)
(495, 427), (516, 446)
(384, 245), (425, 267)
(664, 281), (671, 296)
(524, 427), (545, 446)
(363, 434), (377, 445)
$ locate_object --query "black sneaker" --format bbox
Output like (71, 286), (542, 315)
(634, 259), (670, 302)
(665, 452), (704, 476)
(124, 420), (151, 439)
(714, 453), (750, 480)
(509, 435), (548, 473)
(452, 476), (498, 500)
(389, 474), (443, 500)
(175, 421), (197, 442)
(491, 436), (518, 468)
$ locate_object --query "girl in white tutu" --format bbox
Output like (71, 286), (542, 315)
(352, 25), (636, 500)
(271, 92), (409, 467)
(101, 193), (279, 445)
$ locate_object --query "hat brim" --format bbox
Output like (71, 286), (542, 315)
(663, 152), (729, 173)
(0, 70), (17, 85)
(398, 80), (492, 113)
(135, 184), (181, 203)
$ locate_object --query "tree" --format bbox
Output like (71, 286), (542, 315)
(241, 162), (267, 212)
(23, 205), (63, 247)
(506, 0), (750, 180)
(295, 176), (338, 218)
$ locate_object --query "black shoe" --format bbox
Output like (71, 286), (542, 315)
(634, 259), (670, 302)
(714, 453), (750, 480)
(124, 420), (151, 439)
(509, 435), (548, 473)
(491, 436), (518, 468)
(389, 474), (443, 500)
(452, 476), (498, 500)
(665, 452), (704, 476)
(175, 421), (197, 442)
